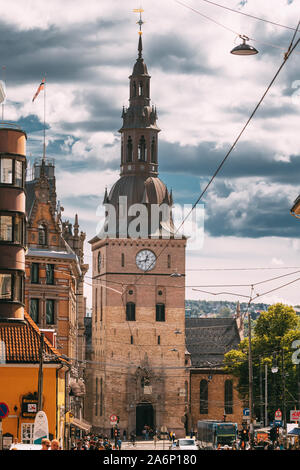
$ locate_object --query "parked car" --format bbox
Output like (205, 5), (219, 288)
(9, 443), (42, 450)
(172, 438), (199, 450)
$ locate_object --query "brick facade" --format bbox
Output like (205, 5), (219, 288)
(190, 370), (245, 431)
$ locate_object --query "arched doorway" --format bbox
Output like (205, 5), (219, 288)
(136, 403), (154, 437)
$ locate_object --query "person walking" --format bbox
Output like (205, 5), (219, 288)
(116, 438), (122, 450)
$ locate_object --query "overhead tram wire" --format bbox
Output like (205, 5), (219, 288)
(193, 274), (300, 304)
(81, 253), (300, 271)
(131, 24), (300, 289)
(197, 0), (299, 32)
(173, 0), (300, 55)
(87, 268), (300, 289)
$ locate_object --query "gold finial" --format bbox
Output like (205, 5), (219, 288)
(133, 7), (145, 35)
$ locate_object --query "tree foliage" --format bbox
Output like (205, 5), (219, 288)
(224, 303), (300, 422)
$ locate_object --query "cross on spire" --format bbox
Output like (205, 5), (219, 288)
(133, 7), (144, 34)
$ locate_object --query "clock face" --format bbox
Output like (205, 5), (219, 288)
(136, 250), (156, 272)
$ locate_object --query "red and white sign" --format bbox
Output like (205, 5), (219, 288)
(110, 414), (117, 424)
(275, 409), (282, 420)
(290, 410), (300, 422)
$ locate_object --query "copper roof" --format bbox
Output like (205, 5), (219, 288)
(0, 312), (67, 364)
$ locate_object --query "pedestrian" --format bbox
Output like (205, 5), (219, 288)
(116, 438), (122, 450)
(50, 439), (60, 450)
(172, 432), (176, 443)
(41, 438), (51, 450)
(153, 434), (158, 449)
(123, 429), (127, 441)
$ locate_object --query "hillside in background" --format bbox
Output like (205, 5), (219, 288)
(185, 299), (271, 319)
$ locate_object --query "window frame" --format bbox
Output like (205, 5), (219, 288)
(200, 379), (209, 414)
(224, 379), (234, 415)
(126, 302), (136, 321)
(0, 271), (24, 303)
(45, 299), (55, 325)
(46, 264), (54, 285)
(29, 298), (39, 324)
(38, 224), (47, 246)
(30, 263), (39, 284)
(0, 212), (25, 245)
(0, 155), (25, 188)
(156, 303), (165, 322)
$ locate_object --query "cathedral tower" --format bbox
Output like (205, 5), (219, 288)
(88, 29), (188, 437)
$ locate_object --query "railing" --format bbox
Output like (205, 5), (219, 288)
(0, 121), (22, 130)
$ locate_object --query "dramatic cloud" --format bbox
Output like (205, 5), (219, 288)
(1, 0), (299, 305)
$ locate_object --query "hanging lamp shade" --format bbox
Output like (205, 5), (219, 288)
(231, 36), (259, 56)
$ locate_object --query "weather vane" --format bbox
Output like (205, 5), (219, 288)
(133, 7), (145, 35)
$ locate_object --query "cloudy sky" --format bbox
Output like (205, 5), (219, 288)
(2, 0), (300, 308)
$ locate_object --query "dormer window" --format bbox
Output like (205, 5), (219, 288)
(138, 136), (146, 161)
(38, 224), (47, 246)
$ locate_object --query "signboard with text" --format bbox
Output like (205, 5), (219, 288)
(22, 397), (38, 418)
(290, 410), (300, 422)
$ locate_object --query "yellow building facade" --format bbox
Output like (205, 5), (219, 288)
(0, 312), (69, 448)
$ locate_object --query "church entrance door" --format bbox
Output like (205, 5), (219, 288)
(136, 403), (154, 437)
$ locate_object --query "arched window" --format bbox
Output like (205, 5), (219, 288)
(133, 81), (137, 97)
(156, 303), (165, 322)
(127, 137), (133, 162)
(167, 254), (171, 269)
(100, 378), (103, 416)
(139, 82), (143, 96)
(38, 224), (47, 245)
(126, 302), (136, 321)
(224, 379), (233, 414)
(151, 137), (156, 163)
(200, 379), (208, 414)
(138, 136), (146, 161)
(98, 252), (102, 272)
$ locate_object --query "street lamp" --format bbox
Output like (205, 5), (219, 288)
(170, 270), (182, 278)
(231, 35), (259, 56)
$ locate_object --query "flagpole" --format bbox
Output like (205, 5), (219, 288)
(2, 66), (6, 122)
(43, 74), (46, 162)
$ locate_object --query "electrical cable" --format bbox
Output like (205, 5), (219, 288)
(197, 0), (299, 32)
(131, 29), (300, 290)
(173, 0), (300, 54)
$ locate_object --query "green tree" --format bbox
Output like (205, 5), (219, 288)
(224, 303), (300, 423)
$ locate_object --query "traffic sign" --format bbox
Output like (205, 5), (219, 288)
(0, 403), (9, 419)
(275, 409), (282, 421)
(290, 410), (300, 422)
(243, 408), (250, 416)
(110, 414), (117, 424)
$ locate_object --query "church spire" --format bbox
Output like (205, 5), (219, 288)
(138, 33), (143, 58)
(119, 15), (160, 178)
